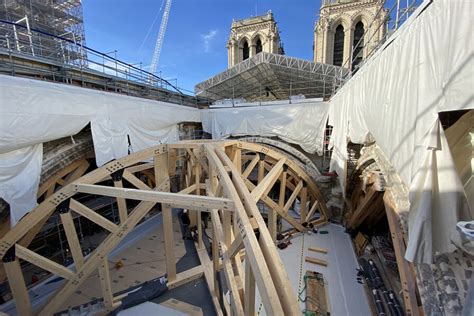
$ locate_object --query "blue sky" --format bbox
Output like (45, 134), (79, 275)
(82, 0), (324, 93)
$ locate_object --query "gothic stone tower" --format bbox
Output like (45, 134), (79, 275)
(313, 0), (387, 69)
(227, 11), (283, 68)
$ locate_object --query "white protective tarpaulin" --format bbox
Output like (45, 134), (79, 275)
(201, 100), (329, 155)
(0, 74), (200, 225)
(0, 144), (42, 226)
(328, 0), (473, 263)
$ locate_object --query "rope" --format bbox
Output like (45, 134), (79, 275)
(297, 233), (306, 302)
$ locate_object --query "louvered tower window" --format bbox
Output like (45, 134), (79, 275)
(352, 21), (365, 69)
(333, 25), (344, 66)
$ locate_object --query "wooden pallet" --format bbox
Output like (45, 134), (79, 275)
(305, 271), (330, 315)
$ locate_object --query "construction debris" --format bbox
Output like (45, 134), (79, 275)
(308, 246), (328, 254)
(305, 256), (328, 267)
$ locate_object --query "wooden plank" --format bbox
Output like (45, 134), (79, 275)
(214, 146), (300, 315)
(300, 185), (308, 223)
(154, 150), (170, 189)
(63, 160), (90, 186)
(305, 256), (328, 267)
(16, 244), (74, 280)
(113, 180), (128, 223)
(305, 200), (319, 222)
(227, 232), (244, 259)
(242, 155), (259, 179)
(212, 224), (220, 299)
(207, 146), (284, 315)
(39, 198), (158, 315)
(347, 185), (380, 229)
(162, 204), (177, 282)
(4, 259), (32, 316)
(37, 158), (86, 197)
(308, 246), (328, 254)
(205, 179), (246, 316)
(1, 187), (75, 257)
(195, 158), (204, 250)
(251, 159), (285, 202)
(384, 193), (420, 316)
(206, 174), (223, 305)
(304, 271), (329, 315)
(60, 212), (84, 269)
(69, 199), (118, 233)
(245, 260), (256, 316)
(355, 232), (369, 256)
(161, 299), (203, 316)
(123, 170), (151, 191)
(229, 228), (245, 298)
(124, 162), (154, 174)
(233, 147), (242, 173)
(258, 159), (265, 183)
(284, 180), (303, 214)
(75, 184), (234, 212)
(98, 259), (114, 309)
(244, 179), (306, 232)
(268, 209), (277, 242)
(236, 142), (329, 218)
(167, 265), (204, 289)
(196, 247), (223, 316)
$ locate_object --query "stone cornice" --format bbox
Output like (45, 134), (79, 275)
(321, 0), (383, 16)
(232, 22), (276, 35)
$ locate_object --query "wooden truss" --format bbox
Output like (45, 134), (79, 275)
(0, 140), (328, 315)
(346, 153), (422, 316)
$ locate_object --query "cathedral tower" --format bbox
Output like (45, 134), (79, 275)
(227, 11), (283, 68)
(314, 0), (387, 69)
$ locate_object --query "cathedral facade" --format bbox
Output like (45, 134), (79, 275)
(226, 11), (283, 68)
(313, 0), (387, 69)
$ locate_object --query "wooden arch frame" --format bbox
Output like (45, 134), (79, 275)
(345, 143), (422, 316)
(0, 140), (328, 315)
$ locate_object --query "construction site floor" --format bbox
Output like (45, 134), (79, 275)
(255, 223), (370, 315)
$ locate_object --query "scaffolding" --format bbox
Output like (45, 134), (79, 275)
(0, 0), (87, 65)
(195, 52), (348, 102)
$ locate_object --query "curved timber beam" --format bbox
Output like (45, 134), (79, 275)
(0, 141), (328, 315)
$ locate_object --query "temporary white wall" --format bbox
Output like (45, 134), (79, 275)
(201, 100), (329, 155)
(0, 75), (200, 225)
(328, 0), (473, 263)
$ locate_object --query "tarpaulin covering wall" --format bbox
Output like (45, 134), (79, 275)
(328, 0), (473, 263)
(0, 74), (200, 225)
(0, 144), (42, 226)
(201, 100), (329, 155)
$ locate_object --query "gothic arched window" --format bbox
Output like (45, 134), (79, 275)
(333, 24), (344, 66)
(256, 38), (263, 54)
(352, 21), (365, 69)
(243, 40), (250, 60)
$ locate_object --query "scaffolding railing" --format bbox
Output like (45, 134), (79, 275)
(0, 18), (184, 95)
(336, 0), (423, 84)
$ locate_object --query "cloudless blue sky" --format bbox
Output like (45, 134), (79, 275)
(82, 0), (324, 93)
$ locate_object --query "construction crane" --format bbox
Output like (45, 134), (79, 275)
(149, 0), (172, 77)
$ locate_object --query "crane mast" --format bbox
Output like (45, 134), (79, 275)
(149, 0), (172, 77)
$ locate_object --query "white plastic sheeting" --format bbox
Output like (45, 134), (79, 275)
(328, 0), (473, 263)
(201, 100), (329, 155)
(0, 74), (199, 225)
(0, 144), (42, 226)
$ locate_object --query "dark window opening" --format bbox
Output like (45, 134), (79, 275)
(243, 41), (250, 60)
(256, 39), (263, 54)
(352, 21), (365, 70)
(333, 25), (344, 66)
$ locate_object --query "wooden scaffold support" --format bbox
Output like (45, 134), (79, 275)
(0, 140), (329, 315)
